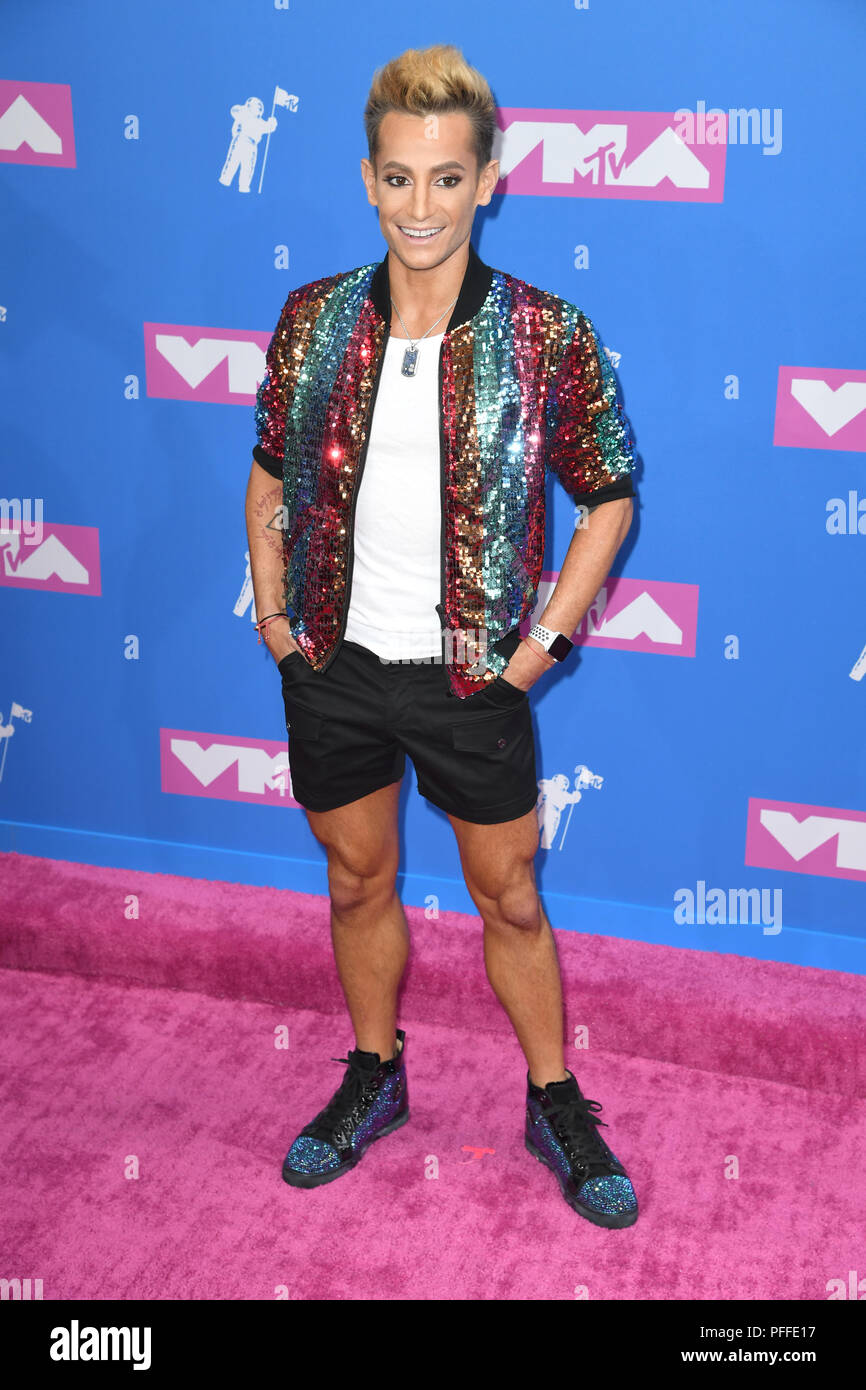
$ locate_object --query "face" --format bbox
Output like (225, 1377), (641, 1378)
(360, 110), (499, 269)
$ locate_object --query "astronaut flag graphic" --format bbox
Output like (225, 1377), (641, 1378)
(218, 85), (297, 194)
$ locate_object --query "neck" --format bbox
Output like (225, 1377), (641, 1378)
(387, 240), (469, 339)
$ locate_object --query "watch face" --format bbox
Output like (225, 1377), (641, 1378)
(549, 633), (574, 661)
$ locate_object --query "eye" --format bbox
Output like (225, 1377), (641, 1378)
(383, 174), (462, 188)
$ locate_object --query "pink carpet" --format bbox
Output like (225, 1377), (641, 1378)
(1, 849), (863, 1300)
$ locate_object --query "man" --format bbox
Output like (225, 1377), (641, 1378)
(244, 45), (639, 1228)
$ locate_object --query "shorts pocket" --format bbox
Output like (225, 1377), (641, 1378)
(286, 707), (322, 740)
(466, 674), (526, 708)
(489, 674), (527, 703)
(278, 649), (305, 678)
(451, 700), (529, 752)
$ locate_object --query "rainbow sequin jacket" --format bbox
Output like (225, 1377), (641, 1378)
(253, 241), (637, 697)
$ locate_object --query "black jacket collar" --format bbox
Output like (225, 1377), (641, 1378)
(369, 240), (493, 332)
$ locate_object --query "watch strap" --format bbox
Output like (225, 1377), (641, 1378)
(527, 623), (574, 662)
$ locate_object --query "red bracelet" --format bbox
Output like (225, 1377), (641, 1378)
(254, 613), (290, 645)
(521, 638), (557, 668)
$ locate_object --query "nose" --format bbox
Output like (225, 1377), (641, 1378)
(407, 184), (433, 222)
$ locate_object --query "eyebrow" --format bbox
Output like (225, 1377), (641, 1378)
(380, 160), (467, 173)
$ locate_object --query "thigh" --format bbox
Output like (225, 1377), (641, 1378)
(447, 804), (540, 910)
(306, 777), (403, 886)
(404, 671), (539, 826)
(279, 643), (405, 814)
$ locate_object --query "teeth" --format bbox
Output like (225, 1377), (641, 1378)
(400, 227), (442, 238)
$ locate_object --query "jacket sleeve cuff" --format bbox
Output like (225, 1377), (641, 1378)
(573, 477), (636, 511)
(252, 445), (283, 479)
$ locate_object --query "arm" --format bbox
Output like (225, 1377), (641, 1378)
(503, 310), (638, 691)
(248, 287), (300, 667)
(503, 499), (633, 689)
(244, 458), (297, 666)
(543, 497), (633, 639)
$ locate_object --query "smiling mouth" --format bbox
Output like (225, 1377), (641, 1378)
(397, 225), (444, 240)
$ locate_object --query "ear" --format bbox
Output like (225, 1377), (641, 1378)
(360, 157), (378, 206)
(476, 158), (500, 207)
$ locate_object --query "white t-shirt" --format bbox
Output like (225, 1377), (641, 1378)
(343, 331), (445, 661)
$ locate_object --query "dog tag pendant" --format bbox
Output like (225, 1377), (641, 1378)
(401, 345), (418, 377)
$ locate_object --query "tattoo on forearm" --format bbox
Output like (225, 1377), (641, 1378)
(253, 487), (288, 554)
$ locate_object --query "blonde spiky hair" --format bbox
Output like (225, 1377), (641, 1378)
(363, 44), (497, 177)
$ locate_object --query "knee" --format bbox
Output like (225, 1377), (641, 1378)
(326, 849), (397, 917)
(477, 876), (542, 934)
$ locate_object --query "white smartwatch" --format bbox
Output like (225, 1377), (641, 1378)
(527, 623), (575, 662)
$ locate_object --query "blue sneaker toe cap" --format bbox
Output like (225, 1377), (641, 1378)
(577, 1174), (638, 1215)
(285, 1135), (342, 1175)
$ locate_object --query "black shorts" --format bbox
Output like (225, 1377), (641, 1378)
(278, 628), (539, 824)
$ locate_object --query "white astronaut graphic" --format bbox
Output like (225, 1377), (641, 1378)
(219, 98), (276, 192)
(234, 550), (257, 623)
(219, 87), (297, 194)
(0, 700), (32, 783)
(536, 764), (604, 850)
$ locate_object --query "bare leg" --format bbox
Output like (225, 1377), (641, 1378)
(447, 806), (568, 1089)
(305, 778), (407, 1061)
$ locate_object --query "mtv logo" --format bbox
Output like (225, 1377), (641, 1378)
(144, 323), (272, 404)
(495, 108), (726, 203)
(745, 797), (866, 883)
(0, 81), (76, 167)
(0, 522), (101, 595)
(774, 366), (866, 452)
(160, 728), (300, 807)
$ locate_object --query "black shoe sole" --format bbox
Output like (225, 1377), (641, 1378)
(525, 1133), (639, 1228)
(282, 1107), (410, 1188)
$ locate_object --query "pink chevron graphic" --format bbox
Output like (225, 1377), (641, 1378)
(774, 366), (866, 452)
(160, 728), (301, 808)
(0, 521), (100, 595)
(496, 108), (726, 203)
(523, 575), (699, 656)
(0, 80), (76, 167)
(745, 797), (866, 883)
(144, 323), (272, 404)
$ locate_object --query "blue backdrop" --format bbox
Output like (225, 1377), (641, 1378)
(2, 0), (863, 972)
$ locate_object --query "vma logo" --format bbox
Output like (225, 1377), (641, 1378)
(745, 798), (866, 883)
(0, 80), (76, 167)
(495, 108), (726, 203)
(774, 367), (866, 452)
(526, 576), (699, 656)
(0, 521), (100, 594)
(144, 323), (270, 404)
(160, 729), (300, 807)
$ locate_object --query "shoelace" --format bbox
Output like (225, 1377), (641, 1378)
(306, 1054), (379, 1142)
(545, 1094), (616, 1174)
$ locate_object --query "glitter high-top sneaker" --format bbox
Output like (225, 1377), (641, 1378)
(525, 1069), (639, 1228)
(282, 1029), (409, 1188)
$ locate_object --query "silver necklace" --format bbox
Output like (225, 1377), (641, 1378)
(390, 294), (457, 377)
